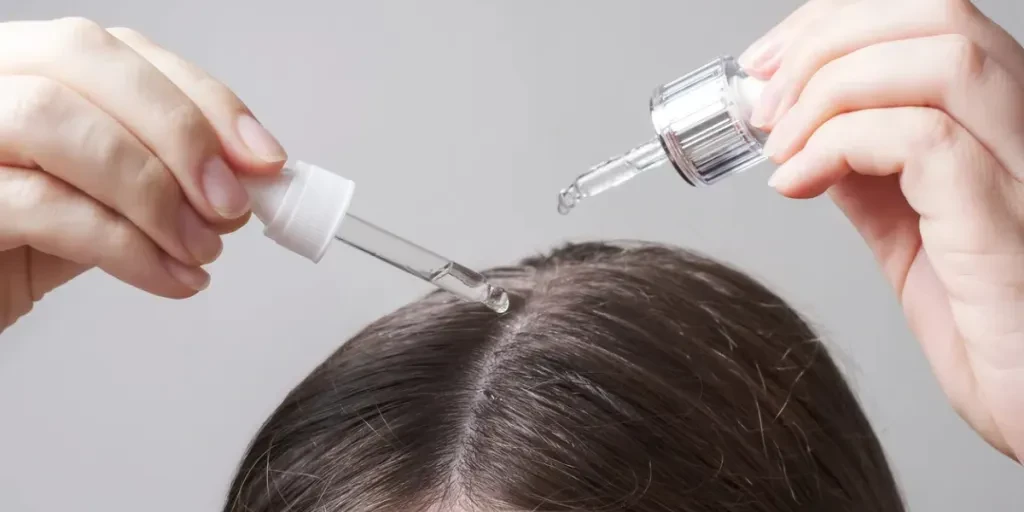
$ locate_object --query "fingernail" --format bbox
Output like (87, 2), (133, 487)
(756, 50), (783, 77)
(769, 90), (796, 128)
(762, 114), (790, 159)
(762, 133), (781, 160)
(202, 156), (249, 219)
(751, 79), (783, 129)
(163, 256), (210, 292)
(739, 37), (781, 72)
(179, 206), (223, 264)
(767, 157), (803, 190)
(236, 115), (287, 163)
(762, 106), (802, 162)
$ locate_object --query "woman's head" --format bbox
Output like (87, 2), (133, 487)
(225, 241), (903, 511)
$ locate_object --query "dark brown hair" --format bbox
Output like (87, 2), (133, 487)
(224, 241), (904, 511)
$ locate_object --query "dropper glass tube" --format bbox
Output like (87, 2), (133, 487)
(242, 161), (510, 314)
(558, 138), (666, 214)
(558, 56), (768, 214)
(336, 214), (511, 314)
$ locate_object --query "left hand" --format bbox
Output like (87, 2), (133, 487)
(738, 0), (1024, 462)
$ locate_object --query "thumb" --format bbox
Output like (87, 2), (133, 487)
(24, 251), (89, 300)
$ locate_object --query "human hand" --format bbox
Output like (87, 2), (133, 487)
(738, 0), (1024, 462)
(0, 18), (287, 332)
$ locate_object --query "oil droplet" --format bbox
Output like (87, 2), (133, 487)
(557, 185), (580, 215)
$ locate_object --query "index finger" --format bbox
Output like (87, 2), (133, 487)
(738, 0), (854, 78)
(0, 18), (248, 221)
(107, 27), (288, 175)
(751, 0), (1024, 129)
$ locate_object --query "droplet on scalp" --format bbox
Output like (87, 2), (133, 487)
(486, 287), (510, 314)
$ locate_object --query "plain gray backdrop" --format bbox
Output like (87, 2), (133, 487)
(1, 0), (1022, 510)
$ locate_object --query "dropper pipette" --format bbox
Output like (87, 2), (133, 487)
(557, 56), (768, 214)
(335, 214), (510, 313)
(242, 162), (510, 313)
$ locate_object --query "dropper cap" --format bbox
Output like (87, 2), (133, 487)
(650, 56), (767, 186)
(241, 161), (355, 263)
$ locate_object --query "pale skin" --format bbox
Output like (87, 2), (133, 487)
(0, 17), (288, 328)
(739, 0), (1024, 462)
(0, 0), (1022, 469)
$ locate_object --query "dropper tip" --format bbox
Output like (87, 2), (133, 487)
(485, 286), (511, 314)
(557, 185), (580, 215)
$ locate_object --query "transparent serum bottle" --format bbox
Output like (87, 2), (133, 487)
(557, 56), (768, 214)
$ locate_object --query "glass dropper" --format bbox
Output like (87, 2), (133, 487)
(557, 138), (667, 214)
(558, 56), (769, 214)
(335, 214), (510, 313)
(242, 161), (510, 313)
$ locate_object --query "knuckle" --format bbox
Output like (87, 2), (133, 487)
(131, 154), (180, 213)
(78, 117), (124, 171)
(940, 34), (988, 83)
(21, 76), (65, 106)
(164, 103), (212, 149)
(86, 129), (181, 226)
(50, 17), (115, 51)
(1, 78), (66, 132)
(6, 171), (59, 214)
(916, 109), (960, 152)
(933, 0), (975, 26)
(802, 60), (839, 106)
(790, 2), (855, 65)
(135, 153), (175, 192)
(103, 218), (140, 258)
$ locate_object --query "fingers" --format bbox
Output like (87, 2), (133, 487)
(769, 107), (1023, 248)
(106, 27), (287, 173)
(750, 0), (1024, 129)
(767, 108), (913, 198)
(0, 18), (249, 221)
(739, 0), (854, 78)
(763, 35), (1024, 179)
(828, 174), (923, 297)
(0, 75), (222, 267)
(214, 211), (253, 235)
(0, 165), (209, 298)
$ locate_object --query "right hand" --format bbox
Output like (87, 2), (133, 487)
(0, 18), (288, 332)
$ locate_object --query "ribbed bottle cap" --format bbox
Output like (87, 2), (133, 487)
(649, 56), (767, 186)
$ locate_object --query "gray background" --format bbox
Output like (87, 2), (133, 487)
(0, 0), (1021, 510)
